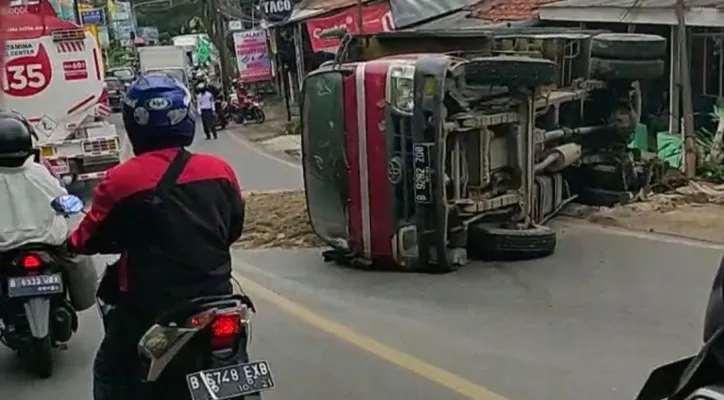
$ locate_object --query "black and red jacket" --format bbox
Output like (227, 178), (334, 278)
(69, 148), (244, 308)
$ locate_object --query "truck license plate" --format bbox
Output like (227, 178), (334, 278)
(412, 143), (433, 204)
(6, 273), (63, 297)
(186, 360), (274, 400)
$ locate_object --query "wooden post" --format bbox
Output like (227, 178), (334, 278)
(675, 0), (697, 177)
(669, 26), (680, 135)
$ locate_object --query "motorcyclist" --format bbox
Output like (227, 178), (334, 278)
(233, 80), (252, 124)
(0, 111), (97, 311)
(66, 73), (246, 399)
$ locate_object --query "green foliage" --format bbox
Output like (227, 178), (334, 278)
(696, 103), (724, 183)
(107, 41), (131, 68)
(136, 2), (205, 36)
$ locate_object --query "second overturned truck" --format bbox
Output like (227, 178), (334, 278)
(300, 28), (668, 272)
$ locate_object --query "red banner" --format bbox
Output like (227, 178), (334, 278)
(306, 2), (394, 53)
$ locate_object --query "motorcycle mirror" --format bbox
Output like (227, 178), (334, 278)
(50, 194), (85, 216)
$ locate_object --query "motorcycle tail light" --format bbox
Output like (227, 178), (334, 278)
(209, 306), (251, 350)
(212, 314), (240, 337)
(22, 254), (42, 269)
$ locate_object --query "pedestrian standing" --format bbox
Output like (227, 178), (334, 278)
(196, 83), (217, 140)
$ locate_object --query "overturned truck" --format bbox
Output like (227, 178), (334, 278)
(300, 28), (667, 272)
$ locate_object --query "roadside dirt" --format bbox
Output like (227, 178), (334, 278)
(235, 190), (323, 249)
(562, 181), (724, 243)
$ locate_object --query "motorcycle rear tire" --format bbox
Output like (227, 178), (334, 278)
(25, 336), (53, 379)
(254, 109), (265, 124)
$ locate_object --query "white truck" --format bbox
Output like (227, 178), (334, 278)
(137, 46), (191, 87)
(1, 0), (120, 186)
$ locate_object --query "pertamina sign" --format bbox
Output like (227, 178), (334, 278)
(259, 0), (293, 24)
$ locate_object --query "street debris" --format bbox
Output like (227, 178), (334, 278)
(562, 180), (724, 243)
(236, 190), (323, 249)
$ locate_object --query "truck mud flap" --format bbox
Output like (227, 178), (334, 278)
(411, 56), (450, 272)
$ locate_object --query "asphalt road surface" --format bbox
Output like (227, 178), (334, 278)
(0, 117), (719, 400)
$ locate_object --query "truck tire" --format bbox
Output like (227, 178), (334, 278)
(464, 56), (557, 87)
(582, 163), (639, 191)
(591, 33), (667, 60)
(575, 187), (633, 207)
(467, 224), (556, 261)
(591, 58), (664, 81)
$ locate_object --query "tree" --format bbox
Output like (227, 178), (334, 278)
(136, 1), (205, 36)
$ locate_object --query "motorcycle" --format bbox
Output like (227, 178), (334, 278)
(636, 257), (724, 400)
(0, 194), (84, 378)
(135, 291), (275, 399)
(230, 96), (265, 125)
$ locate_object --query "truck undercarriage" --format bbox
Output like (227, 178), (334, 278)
(305, 28), (675, 271)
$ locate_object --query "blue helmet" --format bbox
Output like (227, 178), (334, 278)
(121, 73), (196, 154)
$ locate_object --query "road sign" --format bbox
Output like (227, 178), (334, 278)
(36, 115), (57, 138)
(81, 8), (106, 25)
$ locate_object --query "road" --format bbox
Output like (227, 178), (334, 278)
(0, 116), (719, 400)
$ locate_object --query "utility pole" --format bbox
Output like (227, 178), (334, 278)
(207, 0), (233, 95)
(675, 0), (696, 178)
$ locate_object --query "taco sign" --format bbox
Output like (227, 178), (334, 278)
(259, 0), (293, 24)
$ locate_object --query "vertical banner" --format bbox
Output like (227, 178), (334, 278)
(233, 29), (272, 83)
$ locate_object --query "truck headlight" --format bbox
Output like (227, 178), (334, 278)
(386, 65), (415, 115)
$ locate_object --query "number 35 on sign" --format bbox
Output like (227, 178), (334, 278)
(2, 44), (52, 97)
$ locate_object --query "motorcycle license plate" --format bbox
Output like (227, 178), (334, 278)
(186, 360), (274, 400)
(6, 273), (63, 297)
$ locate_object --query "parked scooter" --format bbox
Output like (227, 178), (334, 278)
(0, 194), (84, 378)
(636, 257), (724, 400)
(230, 95), (265, 125)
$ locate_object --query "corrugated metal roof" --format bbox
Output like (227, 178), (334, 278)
(390, 0), (478, 28)
(542, 0), (724, 8)
(471, 0), (561, 22)
(283, 0), (379, 24)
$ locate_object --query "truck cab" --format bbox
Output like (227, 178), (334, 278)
(1, 0), (120, 186)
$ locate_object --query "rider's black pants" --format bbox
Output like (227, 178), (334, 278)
(93, 304), (152, 400)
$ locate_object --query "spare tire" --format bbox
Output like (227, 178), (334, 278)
(575, 187), (633, 207)
(468, 224), (556, 261)
(591, 33), (667, 60)
(591, 58), (665, 81)
(464, 56), (557, 87)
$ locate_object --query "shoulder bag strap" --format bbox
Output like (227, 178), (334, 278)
(155, 148), (192, 196)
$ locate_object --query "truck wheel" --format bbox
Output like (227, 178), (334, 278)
(464, 56), (557, 87)
(467, 224), (556, 261)
(575, 187), (633, 207)
(591, 58), (664, 81)
(591, 33), (667, 60)
(582, 163), (639, 191)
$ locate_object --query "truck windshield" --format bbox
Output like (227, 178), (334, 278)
(147, 69), (185, 84)
(301, 72), (349, 248)
(110, 69), (134, 79)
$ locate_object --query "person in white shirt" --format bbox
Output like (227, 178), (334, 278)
(0, 112), (97, 311)
(196, 82), (217, 140)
